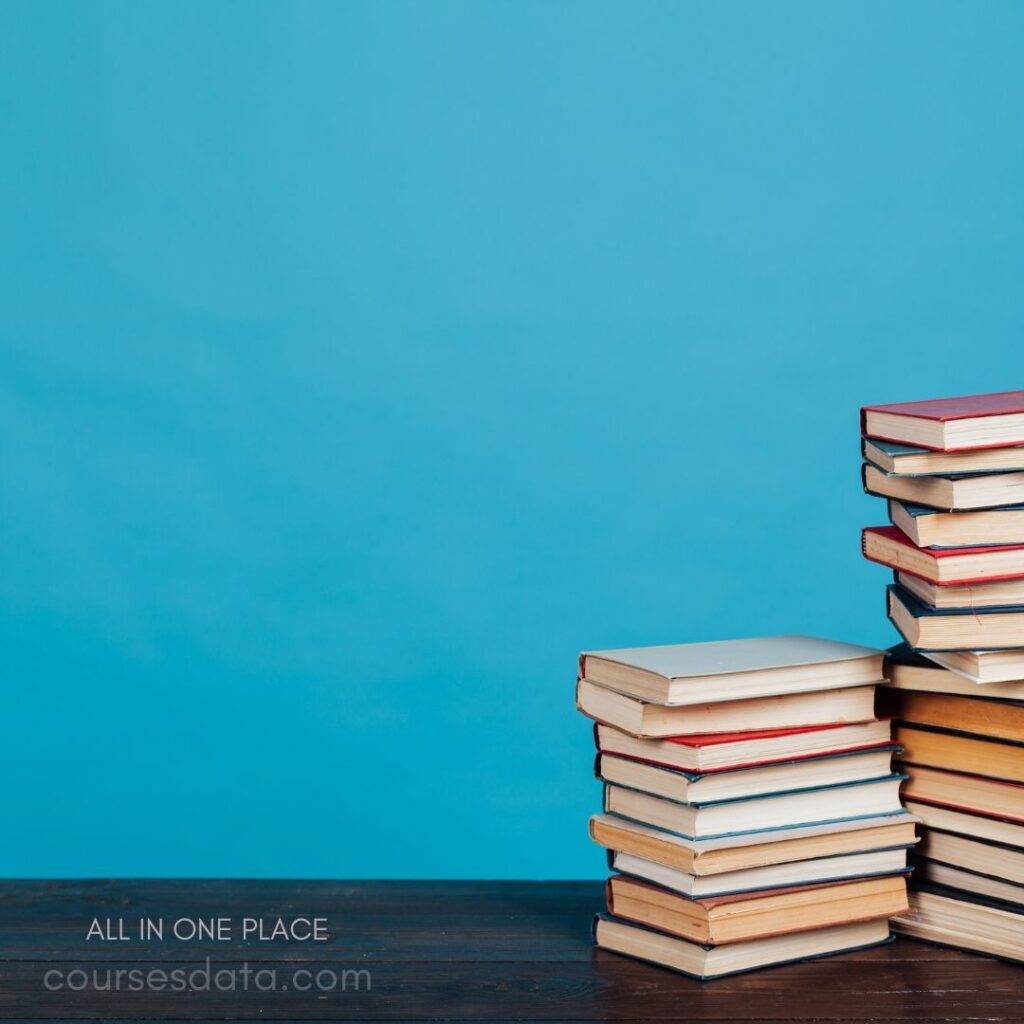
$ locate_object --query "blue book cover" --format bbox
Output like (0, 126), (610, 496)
(864, 438), (1024, 477)
(888, 584), (1024, 652)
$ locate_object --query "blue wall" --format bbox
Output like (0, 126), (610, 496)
(2, 1), (1024, 877)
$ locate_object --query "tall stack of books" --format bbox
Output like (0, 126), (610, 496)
(861, 389), (1024, 963)
(577, 637), (913, 979)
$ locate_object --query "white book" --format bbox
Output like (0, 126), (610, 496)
(603, 775), (905, 840)
(580, 635), (883, 706)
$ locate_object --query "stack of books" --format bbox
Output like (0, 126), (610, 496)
(577, 636), (914, 979)
(861, 389), (1024, 962)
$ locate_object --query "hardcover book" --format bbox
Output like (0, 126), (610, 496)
(912, 858), (1024, 907)
(916, 829), (1024, 887)
(864, 437), (1024, 477)
(603, 774), (906, 840)
(579, 636), (883, 706)
(889, 500), (1024, 549)
(904, 799), (1024, 850)
(900, 764), (1024, 822)
(884, 649), (1024, 696)
(862, 526), (1024, 585)
(588, 812), (920, 876)
(594, 719), (895, 773)
(895, 571), (1024, 611)
(881, 686), (1024, 743)
(897, 724), (1024, 784)
(605, 874), (909, 946)
(596, 747), (896, 805)
(610, 846), (912, 900)
(864, 462), (1024, 511)
(888, 583), (1024, 651)
(593, 914), (892, 981)
(924, 648), (1024, 685)
(892, 882), (1024, 965)
(862, 391), (1024, 452)
(576, 679), (877, 738)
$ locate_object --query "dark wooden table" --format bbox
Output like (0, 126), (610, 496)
(0, 880), (1018, 1021)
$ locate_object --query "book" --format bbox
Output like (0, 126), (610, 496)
(596, 747), (896, 805)
(892, 883), (1024, 964)
(579, 636), (883, 706)
(594, 914), (892, 980)
(888, 584), (1024, 651)
(916, 829), (1024, 886)
(603, 775), (905, 840)
(589, 813), (920, 876)
(901, 764), (1024, 822)
(895, 571), (1024, 611)
(864, 438), (1024, 477)
(912, 858), (1024, 905)
(889, 500), (1024, 548)
(925, 648), (1024, 685)
(885, 642), (1024, 698)
(862, 526), (1024, 584)
(897, 725), (1024, 784)
(606, 874), (908, 945)
(881, 687), (1024, 743)
(863, 462), (1024, 511)
(862, 390), (1024, 452)
(595, 719), (895, 773)
(576, 679), (877, 738)
(611, 847), (912, 899)
(904, 799), (1024, 849)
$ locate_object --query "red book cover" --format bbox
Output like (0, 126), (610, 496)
(661, 720), (883, 748)
(594, 720), (894, 774)
(862, 525), (1024, 585)
(863, 391), (1024, 422)
(906, 769), (1024, 825)
(862, 391), (1024, 450)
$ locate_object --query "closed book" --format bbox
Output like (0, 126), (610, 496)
(916, 830), (1024, 887)
(593, 914), (892, 981)
(862, 526), (1024, 585)
(895, 571), (1024, 611)
(889, 500), (1024, 548)
(603, 774), (905, 841)
(897, 724), (1024, 784)
(892, 883), (1024, 965)
(611, 846), (912, 900)
(881, 687), (1024, 744)
(862, 391), (1024, 452)
(888, 584), (1024, 651)
(924, 648), (1024, 685)
(606, 874), (909, 946)
(576, 679), (877, 738)
(912, 858), (1024, 906)
(579, 636), (882, 706)
(588, 813), (920, 876)
(595, 719), (894, 773)
(596, 747), (896, 805)
(904, 800), (1024, 849)
(863, 462), (1024, 511)
(901, 764), (1024, 823)
(883, 643), (1024, 699)
(864, 438), (1024, 477)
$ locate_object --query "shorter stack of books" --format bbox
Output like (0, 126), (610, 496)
(883, 646), (1024, 962)
(861, 390), (1024, 963)
(577, 636), (914, 980)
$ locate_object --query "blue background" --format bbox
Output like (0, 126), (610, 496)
(2, 1), (1024, 877)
